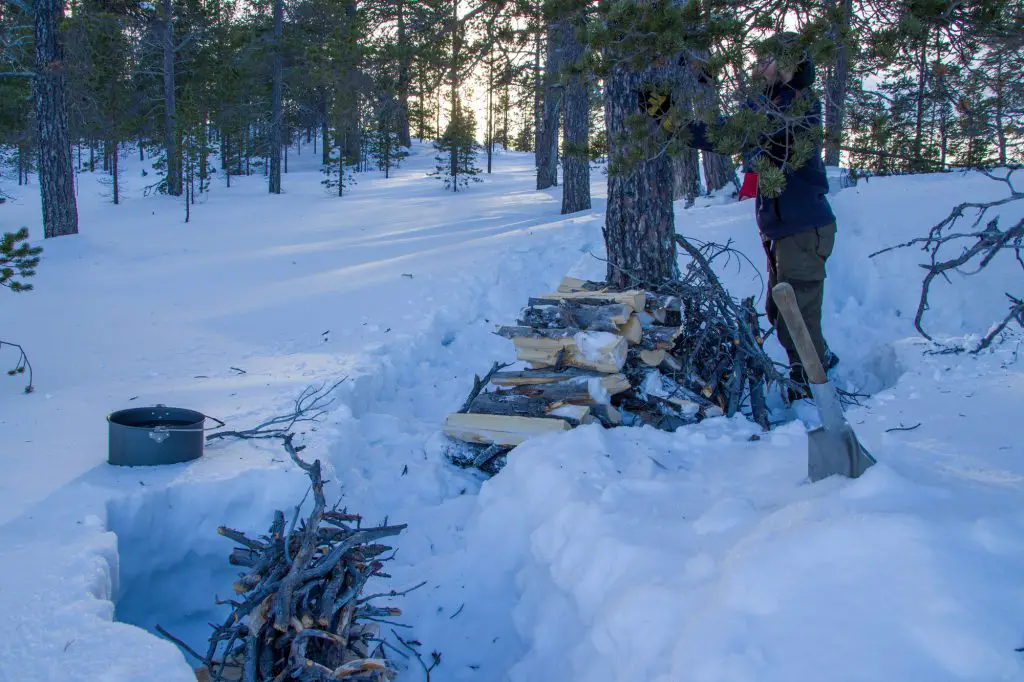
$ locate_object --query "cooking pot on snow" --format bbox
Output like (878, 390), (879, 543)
(107, 404), (225, 466)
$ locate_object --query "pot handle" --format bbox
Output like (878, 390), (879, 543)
(203, 414), (226, 431)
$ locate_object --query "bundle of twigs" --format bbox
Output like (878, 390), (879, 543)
(156, 380), (414, 682)
(182, 436), (408, 681)
(656, 235), (797, 428)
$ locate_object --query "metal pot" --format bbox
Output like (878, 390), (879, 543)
(107, 404), (225, 467)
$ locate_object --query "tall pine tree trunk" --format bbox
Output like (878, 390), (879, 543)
(702, 150), (735, 193)
(111, 139), (119, 205)
(912, 33), (929, 169)
(162, 0), (182, 196)
(533, 8), (542, 157)
(824, 0), (852, 167)
(396, 0), (411, 147)
(321, 97), (331, 166)
(673, 149), (701, 207)
(560, 12), (589, 214)
(268, 0), (283, 194)
(33, 0), (79, 238)
(486, 55), (494, 174)
(994, 55), (1007, 166)
(537, 19), (563, 190)
(603, 64), (676, 288)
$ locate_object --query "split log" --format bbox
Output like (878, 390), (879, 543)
(496, 327), (628, 373)
(618, 315), (643, 344)
(443, 412), (572, 447)
(462, 387), (598, 419)
(530, 289), (647, 313)
(556, 276), (607, 293)
(517, 301), (632, 331)
(638, 326), (682, 351)
(495, 373), (631, 401)
(490, 368), (630, 394)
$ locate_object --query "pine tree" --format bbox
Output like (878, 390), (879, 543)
(432, 101), (481, 192)
(1, 228), (42, 293)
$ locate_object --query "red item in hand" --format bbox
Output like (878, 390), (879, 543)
(738, 172), (758, 201)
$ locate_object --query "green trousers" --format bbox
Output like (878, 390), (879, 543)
(765, 224), (836, 368)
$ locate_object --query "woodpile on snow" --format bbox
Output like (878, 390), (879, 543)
(165, 432), (411, 682)
(444, 238), (793, 474)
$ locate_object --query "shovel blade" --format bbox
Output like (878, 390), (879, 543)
(808, 423), (877, 483)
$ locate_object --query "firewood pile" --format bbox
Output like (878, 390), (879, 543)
(443, 237), (794, 474)
(171, 436), (408, 682)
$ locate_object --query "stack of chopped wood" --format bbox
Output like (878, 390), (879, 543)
(177, 437), (408, 682)
(444, 238), (792, 474)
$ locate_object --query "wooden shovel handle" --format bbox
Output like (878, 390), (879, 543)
(771, 283), (827, 385)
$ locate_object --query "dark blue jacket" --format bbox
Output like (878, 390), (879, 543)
(687, 59), (835, 241)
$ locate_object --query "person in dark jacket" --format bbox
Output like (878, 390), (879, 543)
(685, 35), (838, 396)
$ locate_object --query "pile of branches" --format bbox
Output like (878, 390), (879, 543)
(640, 235), (797, 428)
(871, 167), (1023, 352)
(158, 380), (417, 682)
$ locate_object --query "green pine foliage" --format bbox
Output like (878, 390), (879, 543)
(431, 102), (482, 192)
(368, 129), (408, 178)
(1, 228), (42, 293)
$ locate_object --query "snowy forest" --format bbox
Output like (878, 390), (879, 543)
(2, 0), (1024, 681)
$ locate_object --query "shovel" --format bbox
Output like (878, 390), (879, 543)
(771, 282), (877, 482)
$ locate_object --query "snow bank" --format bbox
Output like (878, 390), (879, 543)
(468, 373), (1024, 681)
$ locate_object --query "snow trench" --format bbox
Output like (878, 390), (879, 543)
(109, 470), (309, 659)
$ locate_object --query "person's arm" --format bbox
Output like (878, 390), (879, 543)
(759, 95), (822, 164)
(685, 120), (719, 152)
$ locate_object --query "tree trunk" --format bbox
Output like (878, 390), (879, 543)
(162, 0), (182, 196)
(994, 55), (1007, 166)
(321, 100), (331, 166)
(33, 0), (79, 238)
(486, 40), (494, 174)
(823, 0), (852, 167)
(603, 64), (676, 288)
(537, 19), (563, 190)
(268, 0), (283, 194)
(112, 139), (119, 205)
(912, 33), (929, 169)
(673, 148), (701, 207)
(702, 150), (735, 193)
(396, 0), (411, 147)
(560, 13), (590, 215)
(533, 8), (542, 158)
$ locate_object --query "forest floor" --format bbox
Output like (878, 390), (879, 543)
(1, 145), (1022, 681)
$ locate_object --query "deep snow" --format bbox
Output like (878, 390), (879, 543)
(1, 146), (1022, 682)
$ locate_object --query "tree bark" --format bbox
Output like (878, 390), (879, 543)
(673, 148), (701, 207)
(912, 32), (929, 169)
(824, 0), (852, 166)
(560, 14), (589, 215)
(396, 0), (411, 147)
(603, 64), (676, 288)
(702, 150), (735, 193)
(994, 55), (1007, 166)
(33, 0), (79, 238)
(112, 139), (119, 204)
(320, 97), (330, 166)
(268, 0), (283, 194)
(537, 19), (564, 190)
(532, 8), (542, 157)
(162, 0), (182, 196)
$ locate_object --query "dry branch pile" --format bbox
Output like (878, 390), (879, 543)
(165, 433), (408, 682)
(444, 238), (793, 474)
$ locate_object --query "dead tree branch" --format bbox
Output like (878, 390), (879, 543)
(870, 169), (1024, 351)
(206, 378), (347, 442)
(1, 339), (33, 393)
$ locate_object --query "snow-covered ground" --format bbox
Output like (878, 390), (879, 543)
(1, 147), (1021, 682)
